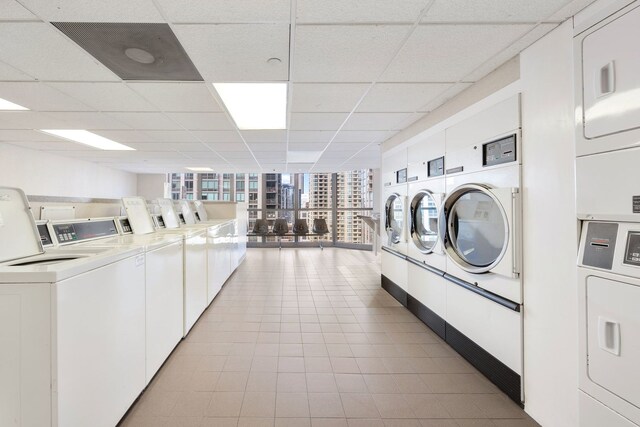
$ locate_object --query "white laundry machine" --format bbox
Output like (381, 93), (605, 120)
(441, 95), (524, 404)
(0, 187), (146, 427)
(54, 215), (185, 385)
(381, 148), (409, 303)
(406, 131), (448, 338)
(575, 5), (640, 424)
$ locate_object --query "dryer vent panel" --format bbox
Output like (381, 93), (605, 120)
(53, 22), (203, 81)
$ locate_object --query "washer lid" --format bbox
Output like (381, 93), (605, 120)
(0, 187), (44, 263)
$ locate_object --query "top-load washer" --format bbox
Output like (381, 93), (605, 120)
(53, 214), (184, 386)
(406, 131), (448, 337)
(0, 187), (146, 427)
(440, 95), (524, 404)
(381, 148), (409, 301)
(126, 197), (208, 336)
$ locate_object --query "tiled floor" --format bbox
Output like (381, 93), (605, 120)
(121, 248), (538, 427)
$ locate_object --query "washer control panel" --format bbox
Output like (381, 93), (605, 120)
(119, 218), (132, 234)
(624, 231), (640, 267)
(37, 224), (53, 247)
(52, 219), (118, 244)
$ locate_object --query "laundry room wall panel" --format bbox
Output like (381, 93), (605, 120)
(0, 143), (137, 199)
(136, 174), (166, 200)
(520, 20), (578, 427)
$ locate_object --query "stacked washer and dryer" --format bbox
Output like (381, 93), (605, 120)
(575, 3), (640, 426)
(381, 95), (524, 404)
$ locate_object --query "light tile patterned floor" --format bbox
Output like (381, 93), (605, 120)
(121, 248), (538, 427)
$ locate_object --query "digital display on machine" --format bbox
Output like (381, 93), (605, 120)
(178, 213), (186, 224)
(483, 134), (517, 167)
(396, 168), (407, 184)
(37, 224), (53, 247)
(194, 212), (201, 221)
(53, 220), (118, 244)
(155, 215), (166, 228)
(428, 156), (445, 177)
(624, 231), (640, 267)
(119, 218), (132, 234)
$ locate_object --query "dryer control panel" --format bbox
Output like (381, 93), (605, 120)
(483, 134), (517, 167)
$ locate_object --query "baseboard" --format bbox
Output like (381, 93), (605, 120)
(446, 323), (523, 405)
(406, 294), (446, 340)
(381, 274), (407, 306)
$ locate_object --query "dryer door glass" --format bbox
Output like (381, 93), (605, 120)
(411, 192), (438, 253)
(385, 194), (404, 244)
(449, 190), (506, 267)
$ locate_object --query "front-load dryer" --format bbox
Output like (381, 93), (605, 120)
(406, 132), (448, 337)
(0, 187), (146, 427)
(441, 95), (524, 404)
(381, 148), (409, 301)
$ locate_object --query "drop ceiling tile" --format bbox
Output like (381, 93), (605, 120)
(6, 140), (93, 151)
(241, 130), (286, 143)
(106, 112), (181, 130)
(128, 82), (222, 112)
(288, 130), (335, 143)
(288, 142), (327, 151)
(325, 142), (369, 151)
(204, 142), (247, 151)
(142, 130), (199, 142)
(48, 82), (155, 112)
(287, 162), (314, 171)
(290, 113), (348, 130)
(342, 113), (413, 131)
(44, 112), (133, 130)
(91, 130), (153, 143)
(296, 0), (428, 23)
(155, 0), (290, 23)
(180, 151), (227, 160)
(0, 23), (119, 81)
(0, 129), (63, 142)
(463, 24), (558, 81)
(0, 60), (34, 80)
(320, 150), (358, 159)
(165, 112), (235, 130)
(128, 142), (206, 151)
(253, 151), (286, 160)
(1, 1), (37, 20)
(291, 83), (370, 112)
(174, 24), (289, 81)
(332, 130), (393, 143)
(293, 25), (410, 82)
(247, 142), (286, 151)
(216, 151), (255, 160)
(19, 0), (164, 22)
(203, 142), (247, 151)
(381, 24), (533, 82)
(191, 130), (242, 143)
(357, 83), (453, 112)
(423, 0), (572, 23)
(0, 111), (77, 129)
(0, 82), (92, 111)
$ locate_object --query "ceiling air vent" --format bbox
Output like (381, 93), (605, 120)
(52, 22), (202, 81)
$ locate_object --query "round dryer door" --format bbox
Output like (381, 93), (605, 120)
(410, 190), (439, 253)
(442, 184), (508, 273)
(385, 193), (404, 244)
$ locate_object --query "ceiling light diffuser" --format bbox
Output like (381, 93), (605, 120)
(0, 97), (28, 110)
(213, 83), (287, 130)
(40, 129), (135, 151)
(186, 167), (213, 172)
(287, 151), (323, 163)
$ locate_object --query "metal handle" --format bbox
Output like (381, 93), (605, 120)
(598, 316), (620, 356)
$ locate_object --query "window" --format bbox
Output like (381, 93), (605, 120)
(236, 181), (245, 191)
(249, 181), (258, 190)
(236, 193), (245, 202)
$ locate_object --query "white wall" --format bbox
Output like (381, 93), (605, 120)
(520, 21), (578, 427)
(136, 174), (166, 200)
(0, 143), (137, 198)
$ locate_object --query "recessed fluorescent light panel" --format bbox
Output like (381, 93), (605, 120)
(186, 167), (213, 172)
(287, 151), (323, 163)
(0, 98), (28, 110)
(213, 83), (287, 130)
(40, 129), (135, 151)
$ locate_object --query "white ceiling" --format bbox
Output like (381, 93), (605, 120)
(0, 0), (594, 174)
